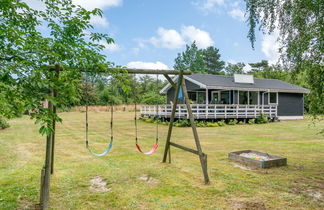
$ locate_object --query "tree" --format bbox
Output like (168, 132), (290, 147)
(244, 0), (324, 115)
(174, 42), (206, 73)
(203, 46), (225, 74)
(248, 60), (269, 73)
(0, 0), (117, 135)
(224, 62), (245, 75)
(174, 42), (225, 74)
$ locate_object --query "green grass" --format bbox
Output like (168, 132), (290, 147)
(0, 112), (323, 209)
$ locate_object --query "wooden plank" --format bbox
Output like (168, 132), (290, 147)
(162, 71), (184, 162)
(163, 74), (176, 89)
(123, 68), (191, 75)
(170, 142), (201, 155)
(181, 79), (210, 184)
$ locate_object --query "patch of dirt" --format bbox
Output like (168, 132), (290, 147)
(89, 176), (111, 192)
(138, 175), (160, 184)
(229, 199), (266, 210)
(307, 191), (322, 200)
(231, 163), (255, 171)
(17, 198), (39, 210)
(291, 179), (324, 204)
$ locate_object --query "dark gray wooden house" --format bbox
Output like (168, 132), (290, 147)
(140, 74), (310, 120)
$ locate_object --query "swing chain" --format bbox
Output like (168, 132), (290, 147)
(155, 74), (159, 144)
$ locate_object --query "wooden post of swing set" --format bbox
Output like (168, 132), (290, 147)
(162, 70), (210, 184)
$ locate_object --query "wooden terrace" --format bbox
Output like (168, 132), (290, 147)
(140, 104), (278, 119)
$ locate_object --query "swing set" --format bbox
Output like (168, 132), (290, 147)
(84, 74), (160, 156)
(39, 68), (209, 210)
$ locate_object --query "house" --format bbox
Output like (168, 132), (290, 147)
(140, 74), (310, 120)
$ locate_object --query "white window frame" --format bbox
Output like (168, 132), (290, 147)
(238, 90), (260, 105)
(189, 91), (206, 104)
(268, 92), (278, 105)
(211, 90), (232, 104)
(249, 91), (259, 105)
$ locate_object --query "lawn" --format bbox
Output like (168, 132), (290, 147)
(0, 111), (323, 209)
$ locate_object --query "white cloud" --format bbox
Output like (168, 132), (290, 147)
(199, 0), (224, 11)
(228, 8), (245, 21)
(72, 0), (122, 10)
(98, 41), (120, 52)
(149, 27), (185, 49)
(23, 0), (45, 10)
(261, 30), (280, 65)
(73, 0), (123, 27)
(24, 0), (122, 11)
(126, 61), (169, 70)
(230, 1), (240, 8)
(147, 26), (214, 50)
(90, 15), (109, 27)
(24, 0), (121, 28)
(181, 26), (214, 49)
(105, 43), (120, 52)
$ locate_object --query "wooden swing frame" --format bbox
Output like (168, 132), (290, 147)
(39, 67), (209, 210)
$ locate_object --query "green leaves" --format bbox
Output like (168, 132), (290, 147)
(244, 0), (324, 115)
(174, 42), (225, 74)
(1, 0), (117, 135)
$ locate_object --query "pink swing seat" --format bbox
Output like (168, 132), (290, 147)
(136, 143), (158, 155)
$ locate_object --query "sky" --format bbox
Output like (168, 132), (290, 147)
(24, 0), (280, 71)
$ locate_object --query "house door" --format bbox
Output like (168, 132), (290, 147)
(211, 91), (220, 103)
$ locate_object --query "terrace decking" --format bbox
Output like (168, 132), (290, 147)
(140, 104), (277, 120)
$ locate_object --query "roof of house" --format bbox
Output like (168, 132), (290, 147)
(160, 74), (310, 94)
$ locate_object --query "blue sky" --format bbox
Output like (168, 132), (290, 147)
(25, 0), (280, 70)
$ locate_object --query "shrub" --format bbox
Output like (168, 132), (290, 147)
(0, 117), (10, 130)
(197, 121), (206, 127)
(217, 120), (226, 126)
(248, 118), (255, 124)
(228, 119), (238, 125)
(238, 121), (245, 125)
(178, 119), (190, 127)
(256, 114), (268, 124)
(173, 122), (181, 127)
(206, 122), (219, 127)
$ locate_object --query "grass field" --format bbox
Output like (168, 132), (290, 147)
(0, 111), (323, 209)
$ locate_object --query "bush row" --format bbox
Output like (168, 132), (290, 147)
(139, 114), (269, 127)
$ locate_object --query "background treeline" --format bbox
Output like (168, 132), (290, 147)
(76, 74), (168, 106)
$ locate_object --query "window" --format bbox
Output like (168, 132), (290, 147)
(239, 91), (248, 104)
(188, 92), (197, 103)
(211, 91), (219, 103)
(249, 91), (258, 105)
(220, 91), (231, 104)
(211, 91), (231, 104)
(197, 92), (206, 104)
(269, 92), (277, 104)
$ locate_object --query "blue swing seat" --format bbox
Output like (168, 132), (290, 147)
(87, 140), (113, 157)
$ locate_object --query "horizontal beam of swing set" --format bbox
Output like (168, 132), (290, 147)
(169, 142), (206, 156)
(121, 68), (192, 75)
(48, 65), (192, 75)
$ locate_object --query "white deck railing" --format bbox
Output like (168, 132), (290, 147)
(140, 104), (277, 119)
